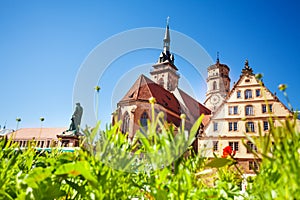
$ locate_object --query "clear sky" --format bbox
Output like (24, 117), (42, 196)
(0, 0), (299, 129)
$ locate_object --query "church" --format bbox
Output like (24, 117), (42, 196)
(113, 21), (211, 150)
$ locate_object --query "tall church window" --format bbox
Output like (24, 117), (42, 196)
(122, 112), (130, 134)
(140, 112), (148, 128)
(213, 81), (217, 90)
(245, 89), (252, 99)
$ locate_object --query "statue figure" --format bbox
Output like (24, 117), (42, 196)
(68, 102), (83, 133)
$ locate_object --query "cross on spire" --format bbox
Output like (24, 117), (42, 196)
(216, 51), (220, 64)
(167, 16), (170, 27)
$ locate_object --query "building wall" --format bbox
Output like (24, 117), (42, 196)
(200, 67), (292, 173)
(118, 101), (179, 140)
(150, 64), (179, 92)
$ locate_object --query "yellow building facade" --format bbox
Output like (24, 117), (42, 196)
(200, 60), (292, 173)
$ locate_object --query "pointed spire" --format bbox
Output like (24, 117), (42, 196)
(163, 16), (170, 53)
(156, 17), (175, 65)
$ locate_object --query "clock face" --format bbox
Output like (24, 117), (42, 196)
(210, 94), (221, 105)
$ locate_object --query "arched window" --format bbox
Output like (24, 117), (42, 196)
(140, 112), (149, 134)
(140, 112), (148, 128)
(245, 105), (254, 116)
(245, 89), (252, 99)
(213, 81), (217, 90)
(122, 112), (130, 134)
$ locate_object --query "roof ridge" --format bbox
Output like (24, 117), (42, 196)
(138, 75), (155, 100)
(135, 75), (144, 100)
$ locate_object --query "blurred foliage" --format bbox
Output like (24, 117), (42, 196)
(0, 98), (299, 199)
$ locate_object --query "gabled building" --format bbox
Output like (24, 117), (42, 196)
(199, 60), (292, 173)
(114, 21), (211, 151)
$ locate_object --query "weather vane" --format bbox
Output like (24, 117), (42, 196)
(167, 16), (170, 25)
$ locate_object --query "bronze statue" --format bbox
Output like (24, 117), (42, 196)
(68, 102), (83, 133)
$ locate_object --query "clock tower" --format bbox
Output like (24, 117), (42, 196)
(204, 54), (231, 112)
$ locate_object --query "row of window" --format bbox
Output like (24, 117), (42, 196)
(237, 89), (261, 99)
(213, 121), (269, 132)
(228, 104), (273, 115)
(213, 141), (257, 153)
(15, 140), (53, 148)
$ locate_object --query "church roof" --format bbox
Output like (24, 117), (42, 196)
(119, 74), (181, 114)
(119, 75), (211, 128)
(177, 88), (211, 118)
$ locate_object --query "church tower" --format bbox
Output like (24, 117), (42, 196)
(204, 54), (231, 112)
(150, 18), (180, 92)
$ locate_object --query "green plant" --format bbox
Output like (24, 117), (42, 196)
(1, 88), (299, 199)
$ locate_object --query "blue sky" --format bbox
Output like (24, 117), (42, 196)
(0, 0), (299, 129)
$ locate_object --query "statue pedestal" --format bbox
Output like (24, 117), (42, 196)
(57, 130), (83, 147)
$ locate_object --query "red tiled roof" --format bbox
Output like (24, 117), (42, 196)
(7, 127), (67, 140)
(118, 74), (211, 129)
(119, 75), (181, 114)
(177, 88), (211, 118)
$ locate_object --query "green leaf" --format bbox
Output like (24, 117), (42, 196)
(190, 114), (204, 140)
(55, 161), (97, 185)
(206, 158), (231, 168)
(24, 167), (53, 188)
